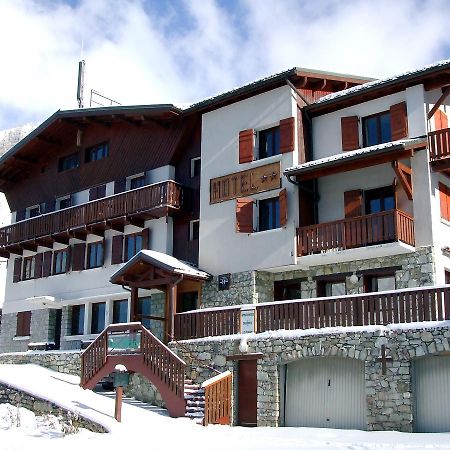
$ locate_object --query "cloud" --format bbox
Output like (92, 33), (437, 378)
(0, 0), (449, 130)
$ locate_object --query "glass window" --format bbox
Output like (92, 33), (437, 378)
(362, 111), (392, 147)
(27, 205), (41, 218)
(125, 233), (143, 261)
(87, 241), (104, 269)
(274, 279), (302, 301)
(129, 175), (146, 190)
(190, 157), (201, 178)
(58, 152), (80, 172)
(54, 250), (69, 274)
(259, 126), (280, 159)
(138, 297), (151, 329)
(189, 220), (199, 241)
(57, 196), (72, 210)
(85, 143), (109, 162)
(318, 279), (346, 297)
(366, 275), (396, 292)
(23, 257), (35, 280)
(177, 292), (198, 313)
(365, 186), (395, 214)
(112, 299), (128, 324)
(259, 197), (280, 231)
(71, 305), (85, 335)
(91, 302), (106, 334)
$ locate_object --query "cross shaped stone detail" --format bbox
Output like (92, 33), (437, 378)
(377, 344), (393, 375)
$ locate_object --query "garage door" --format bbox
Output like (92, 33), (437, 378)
(414, 355), (450, 432)
(284, 357), (366, 430)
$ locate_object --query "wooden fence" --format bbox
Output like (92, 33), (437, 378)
(428, 127), (450, 161)
(202, 371), (232, 426)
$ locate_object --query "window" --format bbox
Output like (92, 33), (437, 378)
(16, 311), (31, 337)
(85, 142), (109, 162)
(91, 302), (106, 334)
(365, 186), (395, 214)
(22, 257), (36, 280)
(56, 196), (72, 210)
(128, 174), (146, 190)
(446, 270), (450, 284)
(317, 278), (346, 297)
(87, 241), (104, 269)
(125, 233), (143, 261)
(274, 279), (303, 301)
(137, 297), (151, 329)
(189, 220), (199, 241)
(71, 305), (85, 335)
(258, 126), (280, 159)
(365, 274), (396, 293)
(112, 299), (128, 324)
(58, 152), (79, 172)
(190, 157), (201, 178)
(362, 111), (391, 147)
(258, 197), (280, 231)
(177, 292), (198, 313)
(27, 205), (41, 218)
(53, 249), (69, 275)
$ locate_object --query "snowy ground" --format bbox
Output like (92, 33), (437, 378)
(0, 364), (450, 450)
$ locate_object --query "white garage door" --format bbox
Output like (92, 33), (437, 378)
(284, 357), (366, 430)
(414, 355), (450, 432)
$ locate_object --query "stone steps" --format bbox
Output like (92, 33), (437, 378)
(184, 380), (205, 424)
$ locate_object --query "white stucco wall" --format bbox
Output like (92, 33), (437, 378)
(199, 85), (299, 275)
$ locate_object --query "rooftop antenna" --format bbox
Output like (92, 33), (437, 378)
(77, 41), (85, 109)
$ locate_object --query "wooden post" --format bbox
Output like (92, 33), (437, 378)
(115, 386), (123, 422)
(167, 282), (178, 340)
(130, 287), (138, 322)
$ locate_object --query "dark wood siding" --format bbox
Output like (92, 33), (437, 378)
(341, 116), (359, 151)
(279, 188), (288, 227)
(34, 253), (43, 279)
(344, 189), (363, 218)
(280, 117), (295, 153)
(72, 243), (86, 271)
(390, 102), (408, 140)
(239, 129), (254, 164)
(236, 198), (254, 233)
(42, 251), (52, 277)
(434, 109), (448, 130)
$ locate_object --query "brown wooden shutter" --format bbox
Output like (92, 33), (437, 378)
(341, 116), (359, 151)
(390, 102), (408, 140)
(280, 117), (295, 153)
(344, 190), (363, 218)
(114, 179), (126, 194)
(72, 243), (86, 271)
(13, 258), (22, 283)
(439, 183), (450, 221)
(42, 251), (52, 277)
(142, 228), (151, 250)
(34, 253), (43, 279)
(279, 188), (288, 227)
(236, 198), (254, 233)
(16, 311), (31, 337)
(64, 248), (71, 273)
(239, 129), (254, 163)
(111, 235), (124, 264)
(434, 109), (449, 130)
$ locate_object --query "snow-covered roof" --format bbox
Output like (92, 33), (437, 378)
(110, 250), (211, 284)
(310, 59), (450, 108)
(284, 137), (426, 177)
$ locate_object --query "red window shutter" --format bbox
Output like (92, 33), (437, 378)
(280, 117), (295, 153)
(13, 258), (22, 283)
(34, 253), (43, 279)
(341, 116), (359, 151)
(279, 188), (288, 227)
(111, 235), (124, 264)
(344, 190), (363, 218)
(434, 109), (449, 131)
(390, 102), (408, 140)
(72, 243), (86, 271)
(239, 129), (254, 164)
(439, 183), (450, 221)
(236, 198), (254, 233)
(142, 228), (151, 250)
(42, 251), (53, 277)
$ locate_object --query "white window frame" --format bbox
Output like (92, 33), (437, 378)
(26, 204), (41, 219)
(189, 219), (200, 241)
(56, 195), (71, 210)
(190, 157), (201, 178)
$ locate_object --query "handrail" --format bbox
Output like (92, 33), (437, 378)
(0, 180), (185, 248)
(202, 371), (232, 426)
(428, 127), (450, 161)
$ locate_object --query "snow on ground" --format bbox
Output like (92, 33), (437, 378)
(0, 364), (450, 450)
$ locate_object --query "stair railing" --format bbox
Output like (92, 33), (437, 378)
(202, 371), (232, 426)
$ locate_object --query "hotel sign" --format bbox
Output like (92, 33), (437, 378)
(210, 162), (281, 204)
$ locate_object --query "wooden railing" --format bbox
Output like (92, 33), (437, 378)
(428, 127), (450, 161)
(81, 323), (186, 399)
(174, 307), (241, 340)
(202, 371), (232, 426)
(297, 209), (415, 256)
(0, 180), (185, 248)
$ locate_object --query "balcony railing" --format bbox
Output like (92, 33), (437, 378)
(296, 209), (414, 256)
(173, 285), (450, 340)
(0, 180), (186, 249)
(428, 127), (450, 162)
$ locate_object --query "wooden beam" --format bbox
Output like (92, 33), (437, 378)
(130, 287), (139, 322)
(20, 242), (38, 252)
(36, 134), (62, 146)
(128, 277), (180, 288)
(0, 249), (10, 259)
(127, 216), (145, 228)
(427, 86), (450, 119)
(392, 161), (413, 200)
(167, 282), (177, 340)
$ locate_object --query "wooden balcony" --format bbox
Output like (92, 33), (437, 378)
(0, 180), (188, 255)
(296, 209), (414, 257)
(428, 128), (450, 174)
(174, 286), (450, 340)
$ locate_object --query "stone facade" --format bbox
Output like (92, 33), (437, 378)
(176, 323), (450, 431)
(0, 382), (106, 433)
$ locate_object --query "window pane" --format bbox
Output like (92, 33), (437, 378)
(91, 302), (106, 334)
(326, 282), (346, 297)
(380, 113), (392, 143)
(130, 176), (145, 189)
(377, 276), (396, 292)
(135, 235), (143, 253)
(384, 195), (395, 211)
(259, 127), (280, 159)
(71, 305), (85, 335)
(364, 117), (378, 146)
(113, 300), (128, 324)
(126, 236), (135, 261)
(138, 297), (151, 328)
(259, 197), (280, 231)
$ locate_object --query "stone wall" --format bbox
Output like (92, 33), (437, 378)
(176, 323), (450, 431)
(0, 383), (106, 433)
(0, 350), (80, 376)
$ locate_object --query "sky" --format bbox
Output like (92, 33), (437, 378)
(1, 0), (450, 131)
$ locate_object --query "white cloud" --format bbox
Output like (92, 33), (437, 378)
(0, 0), (449, 130)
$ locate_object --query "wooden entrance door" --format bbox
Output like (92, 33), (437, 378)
(238, 359), (257, 426)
